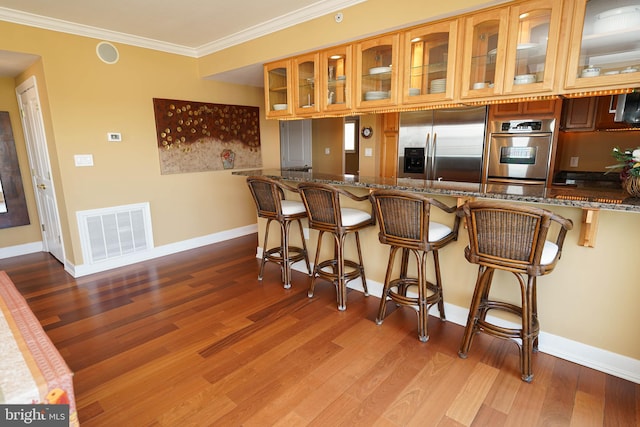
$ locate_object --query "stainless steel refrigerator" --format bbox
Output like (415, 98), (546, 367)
(397, 106), (488, 183)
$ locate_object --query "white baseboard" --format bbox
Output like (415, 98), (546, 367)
(67, 224), (258, 277)
(286, 261), (640, 384)
(0, 241), (43, 259)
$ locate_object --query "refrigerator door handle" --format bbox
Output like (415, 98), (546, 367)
(431, 132), (438, 180)
(425, 132), (431, 180)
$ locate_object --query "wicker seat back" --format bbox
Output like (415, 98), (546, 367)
(247, 176), (286, 220)
(298, 183), (340, 229)
(461, 201), (572, 276)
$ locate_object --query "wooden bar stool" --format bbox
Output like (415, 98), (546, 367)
(246, 176), (311, 289)
(457, 201), (573, 382)
(298, 182), (374, 311)
(370, 190), (460, 342)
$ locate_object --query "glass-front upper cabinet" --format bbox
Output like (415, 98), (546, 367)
(355, 33), (400, 109)
(401, 19), (459, 104)
(502, 0), (563, 94)
(460, 8), (509, 99)
(321, 45), (352, 113)
(293, 53), (320, 116)
(264, 60), (292, 118)
(565, 0), (640, 90)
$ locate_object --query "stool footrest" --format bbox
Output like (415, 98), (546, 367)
(264, 246), (307, 264)
(315, 259), (363, 284)
(387, 278), (441, 307)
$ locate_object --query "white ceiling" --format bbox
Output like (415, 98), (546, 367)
(0, 0), (366, 86)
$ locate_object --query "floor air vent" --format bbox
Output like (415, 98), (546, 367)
(77, 202), (154, 264)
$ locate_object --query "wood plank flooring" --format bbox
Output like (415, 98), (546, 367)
(0, 234), (638, 426)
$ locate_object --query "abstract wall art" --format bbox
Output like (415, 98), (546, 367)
(153, 98), (261, 174)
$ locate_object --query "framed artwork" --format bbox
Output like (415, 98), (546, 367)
(153, 98), (261, 174)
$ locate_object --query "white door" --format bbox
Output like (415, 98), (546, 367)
(16, 76), (64, 263)
(280, 119), (312, 168)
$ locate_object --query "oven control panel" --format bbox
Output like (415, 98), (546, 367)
(492, 119), (555, 134)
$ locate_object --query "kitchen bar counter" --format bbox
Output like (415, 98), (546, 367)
(234, 169), (640, 213)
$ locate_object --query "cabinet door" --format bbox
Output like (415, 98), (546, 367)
(595, 95), (628, 130)
(460, 8), (509, 99)
(321, 45), (352, 113)
(561, 97), (597, 131)
(503, 0), (563, 95)
(355, 33), (400, 109)
(264, 60), (292, 118)
(565, 0), (640, 90)
(293, 53), (320, 116)
(401, 19), (459, 104)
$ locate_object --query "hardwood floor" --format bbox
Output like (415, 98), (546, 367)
(0, 234), (638, 426)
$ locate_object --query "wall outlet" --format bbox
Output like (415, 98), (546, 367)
(303, 228), (309, 240)
(324, 147), (330, 155)
(570, 156), (579, 167)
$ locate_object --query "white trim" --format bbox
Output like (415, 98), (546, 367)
(67, 224), (257, 278)
(0, 1), (367, 57)
(0, 241), (43, 259)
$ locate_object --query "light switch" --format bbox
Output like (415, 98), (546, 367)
(325, 147), (330, 155)
(107, 132), (122, 142)
(74, 154), (94, 167)
(364, 148), (373, 157)
(570, 157), (579, 167)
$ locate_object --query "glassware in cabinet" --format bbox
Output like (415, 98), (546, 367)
(460, 8), (509, 99)
(264, 60), (292, 117)
(355, 33), (399, 108)
(293, 53), (320, 116)
(321, 45), (352, 112)
(503, 0), (562, 94)
(565, 0), (640, 90)
(402, 19), (459, 103)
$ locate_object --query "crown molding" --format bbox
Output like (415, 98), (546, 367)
(0, 0), (367, 59)
(195, 0), (367, 57)
(0, 7), (197, 57)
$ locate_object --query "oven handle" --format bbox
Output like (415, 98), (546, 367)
(487, 177), (546, 185)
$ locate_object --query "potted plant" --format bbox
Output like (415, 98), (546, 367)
(606, 147), (640, 197)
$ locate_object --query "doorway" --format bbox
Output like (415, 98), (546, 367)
(344, 116), (359, 175)
(280, 119), (312, 169)
(15, 76), (65, 263)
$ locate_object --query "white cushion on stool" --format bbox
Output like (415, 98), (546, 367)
(341, 208), (371, 226)
(281, 200), (306, 215)
(429, 222), (453, 242)
(541, 241), (559, 265)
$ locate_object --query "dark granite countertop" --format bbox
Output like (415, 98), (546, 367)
(234, 169), (640, 213)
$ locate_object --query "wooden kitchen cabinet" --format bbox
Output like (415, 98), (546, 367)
(320, 45), (353, 113)
(502, 0), (564, 95)
(461, 0), (563, 99)
(264, 60), (293, 118)
(293, 53), (320, 116)
(459, 7), (509, 99)
(491, 99), (560, 118)
(355, 33), (400, 109)
(564, 0), (640, 91)
(400, 19), (459, 104)
(560, 97), (597, 131)
(595, 95), (629, 130)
